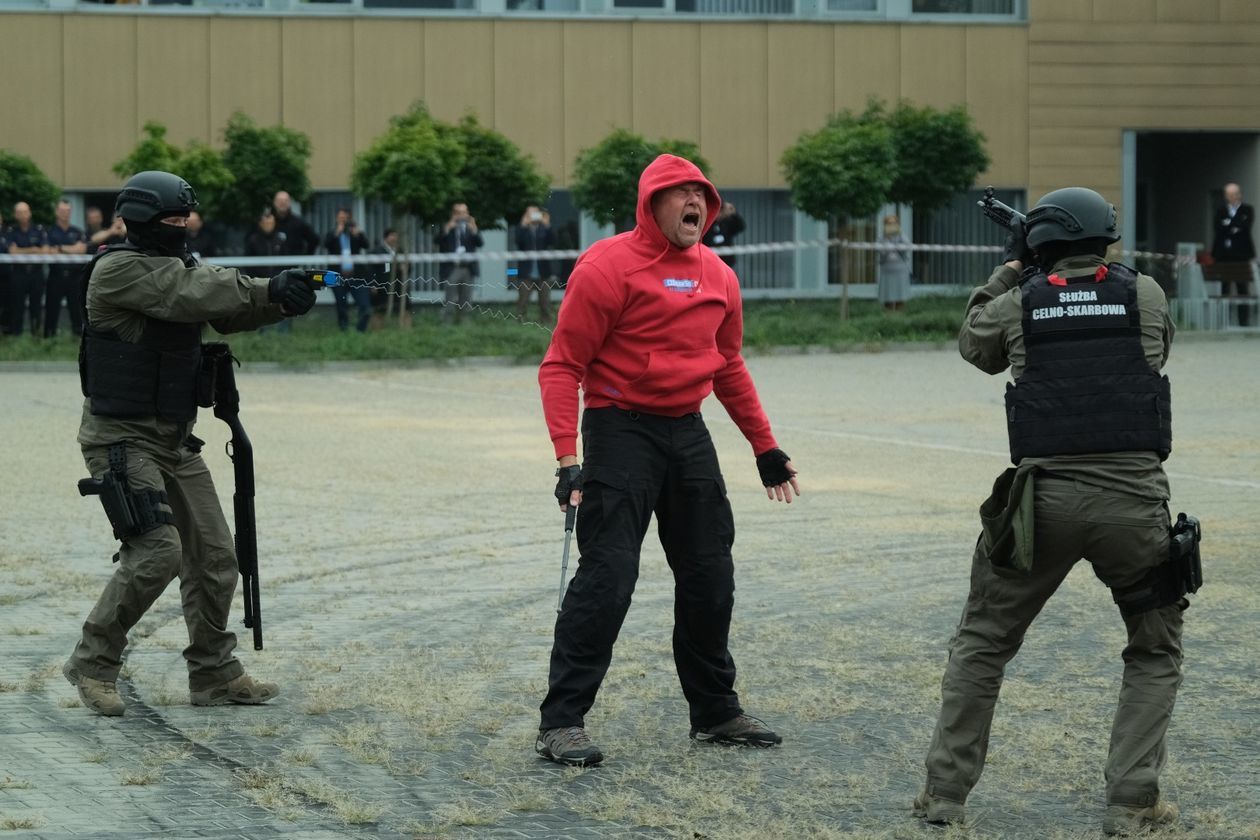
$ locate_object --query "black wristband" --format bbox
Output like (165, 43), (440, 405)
(755, 448), (793, 487)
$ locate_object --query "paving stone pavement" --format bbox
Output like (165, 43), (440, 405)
(2, 343), (1259, 839)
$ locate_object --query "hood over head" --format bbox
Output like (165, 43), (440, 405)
(635, 154), (721, 251)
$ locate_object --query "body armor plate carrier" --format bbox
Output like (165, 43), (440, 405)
(1006, 263), (1171, 463)
(78, 245), (203, 422)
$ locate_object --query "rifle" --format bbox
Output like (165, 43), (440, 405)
(976, 186), (1026, 232)
(202, 342), (263, 651)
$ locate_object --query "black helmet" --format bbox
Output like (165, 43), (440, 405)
(1025, 187), (1119, 249)
(115, 170), (198, 224)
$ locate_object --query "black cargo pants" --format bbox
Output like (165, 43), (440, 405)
(539, 406), (743, 731)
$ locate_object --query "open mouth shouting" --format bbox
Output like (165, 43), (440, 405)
(651, 181), (709, 248)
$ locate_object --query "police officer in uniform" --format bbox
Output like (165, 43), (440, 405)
(914, 188), (1194, 836)
(62, 171), (317, 716)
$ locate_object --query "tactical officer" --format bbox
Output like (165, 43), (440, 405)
(62, 171), (317, 716)
(914, 188), (1195, 836)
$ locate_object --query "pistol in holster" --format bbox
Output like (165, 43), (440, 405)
(1111, 512), (1203, 618)
(78, 442), (173, 544)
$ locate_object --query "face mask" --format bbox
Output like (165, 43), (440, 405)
(129, 217), (189, 257)
(531, 211), (543, 222)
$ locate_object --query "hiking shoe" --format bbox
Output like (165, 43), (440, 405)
(689, 714), (782, 747)
(913, 790), (966, 825)
(190, 673), (279, 707)
(535, 726), (604, 767)
(62, 660), (124, 717)
(1103, 799), (1178, 836)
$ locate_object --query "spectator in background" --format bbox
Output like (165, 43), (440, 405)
(324, 207), (371, 332)
(514, 205), (554, 323)
(5, 202), (50, 336)
(93, 213), (128, 251)
(0, 209), (7, 337)
(0, 208), (8, 336)
(369, 227), (410, 328)
(438, 201), (483, 324)
(185, 210), (216, 261)
(271, 190), (320, 259)
(248, 209), (291, 336)
(877, 214), (912, 312)
(703, 201), (746, 268)
(245, 209), (282, 259)
(45, 199), (87, 337)
(1211, 181), (1255, 326)
(84, 206), (106, 250)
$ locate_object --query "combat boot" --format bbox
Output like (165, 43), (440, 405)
(1103, 799), (1178, 836)
(62, 661), (124, 717)
(190, 673), (280, 707)
(912, 790), (966, 825)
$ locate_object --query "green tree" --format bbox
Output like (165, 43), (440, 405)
(881, 100), (989, 213)
(113, 123), (235, 219)
(571, 129), (711, 232)
(351, 102), (465, 227)
(781, 113), (896, 321)
(219, 111), (313, 226)
(781, 113), (896, 223)
(112, 121), (181, 180)
(445, 115), (550, 229)
(0, 150), (60, 225)
(175, 141), (235, 220)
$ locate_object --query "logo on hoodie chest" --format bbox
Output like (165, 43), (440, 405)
(662, 277), (698, 293)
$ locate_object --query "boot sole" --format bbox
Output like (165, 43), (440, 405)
(535, 743), (604, 767)
(689, 731), (782, 748)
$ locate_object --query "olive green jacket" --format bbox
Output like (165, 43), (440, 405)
(78, 250), (285, 451)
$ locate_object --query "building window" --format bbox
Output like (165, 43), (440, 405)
(912, 0), (1015, 13)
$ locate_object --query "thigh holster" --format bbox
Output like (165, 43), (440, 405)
(1111, 513), (1203, 617)
(77, 442), (174, 543)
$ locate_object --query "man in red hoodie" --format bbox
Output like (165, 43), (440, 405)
(535, 155), (800, 767)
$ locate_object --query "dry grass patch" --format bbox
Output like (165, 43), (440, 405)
(1, 816), (44, 830)
(0, 778), (32, 791)
(118, 768), (159, 786)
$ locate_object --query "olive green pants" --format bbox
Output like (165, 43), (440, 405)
(924, 477), (1185, 808)
(69, 439), (245, 691)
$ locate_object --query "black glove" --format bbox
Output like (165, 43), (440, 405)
(756, 448), (794, 487)
(1002, 219), (1035, 266)
(554, 465), (583, 508)
(268, 268), (316, 316)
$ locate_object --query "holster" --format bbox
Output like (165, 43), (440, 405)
(77, 442), (173, 543)
(1111, 512), (1203, 617)
(196, 342), (234, 408)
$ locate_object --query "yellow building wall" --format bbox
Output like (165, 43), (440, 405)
(8, 5), (1260, 201)
(0, 12), (1027, 193)
(1027, 0), (1260, 204)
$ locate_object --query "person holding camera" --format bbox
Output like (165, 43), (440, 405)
(438, 201), (483, 324)
(514, 205), (555, 323)
(324, 207), (371, 332)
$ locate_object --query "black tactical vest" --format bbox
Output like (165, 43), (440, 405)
(79, 245), (203, 422)
(1005, 263), (1171, 463)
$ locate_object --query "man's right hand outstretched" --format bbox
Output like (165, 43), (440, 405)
(268, 268), (317, 316)
(555, 458), (583, 511)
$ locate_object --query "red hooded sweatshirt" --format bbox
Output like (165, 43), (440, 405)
(539, 154), (778, 459)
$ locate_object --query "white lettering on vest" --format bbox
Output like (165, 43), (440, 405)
(1058, 289), (1098, 303)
